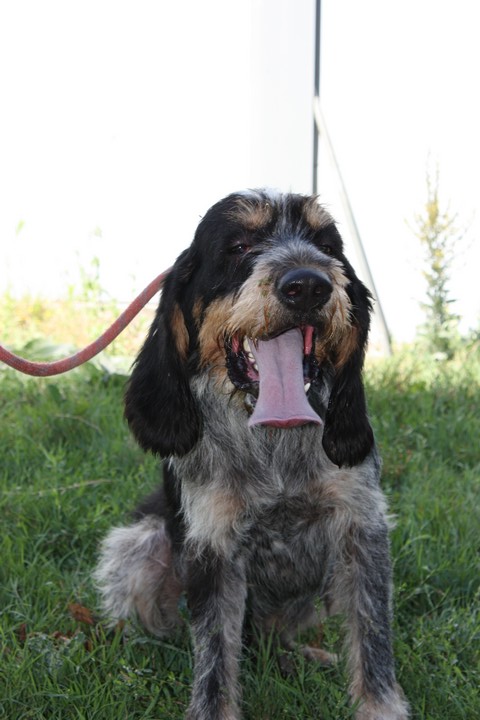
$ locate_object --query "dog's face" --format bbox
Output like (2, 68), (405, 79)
(125, 190), (374, 467)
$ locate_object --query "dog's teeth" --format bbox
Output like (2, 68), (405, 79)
(253, 362), (258, 372)
(304, 382), (311, 393)
(242, 338), (256, 362)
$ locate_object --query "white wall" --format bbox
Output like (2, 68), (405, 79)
(1, 0), (479, 343)
(318, 0), (480, 342)
(0, 1), (316, 299)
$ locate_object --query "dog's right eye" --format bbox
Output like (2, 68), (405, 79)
(229, 243), (251, 255)
(317, 244), (334, 256)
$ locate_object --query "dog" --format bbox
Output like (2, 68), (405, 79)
(94, 190), (409, 720)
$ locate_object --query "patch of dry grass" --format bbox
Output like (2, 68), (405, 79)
(0, 291), (155, 359)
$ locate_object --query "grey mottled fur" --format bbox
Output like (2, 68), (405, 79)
(96, 379), (408, 719)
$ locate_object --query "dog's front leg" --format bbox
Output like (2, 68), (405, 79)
(332, 520), (409, 720)
(185, 547), (247, 720)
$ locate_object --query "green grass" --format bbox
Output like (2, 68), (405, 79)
(1, 346), (479, 719)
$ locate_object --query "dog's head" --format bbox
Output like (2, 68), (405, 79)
(125, 190), (374, 467)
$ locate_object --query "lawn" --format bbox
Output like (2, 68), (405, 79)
(0, 316), (479, 718)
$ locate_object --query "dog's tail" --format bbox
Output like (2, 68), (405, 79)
(93, 515), (183, 636)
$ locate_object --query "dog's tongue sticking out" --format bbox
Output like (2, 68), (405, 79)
(247, 328), (322, 429)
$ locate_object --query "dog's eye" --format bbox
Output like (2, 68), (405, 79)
(229, 243), (251, 256)
(317, 244), (333, 256)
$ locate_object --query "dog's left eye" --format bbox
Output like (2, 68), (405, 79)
(317, 244), (334, 256)
(229, 243), (251, 255)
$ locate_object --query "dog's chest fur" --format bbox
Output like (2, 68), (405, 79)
(172, 375), (382, 603)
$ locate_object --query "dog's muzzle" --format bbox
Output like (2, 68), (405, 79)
(225, 266), (334, 429)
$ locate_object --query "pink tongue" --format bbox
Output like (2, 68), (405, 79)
(247, 328), (322, 429)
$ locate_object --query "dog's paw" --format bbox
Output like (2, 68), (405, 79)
(354, 686), (409, 720)
(186, 706), (239, 720)
(278, 644), (337, 678)
(300, 644), (338, 665)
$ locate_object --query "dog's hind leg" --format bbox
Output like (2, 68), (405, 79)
(253, 597), (337, 674)
(279, 598), (338, 665)
(94, 515), (183, 636)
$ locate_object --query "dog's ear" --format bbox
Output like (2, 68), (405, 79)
(322, 277), (374, 468)
(124, 251), (200, 457)
(322, 352), (374, 468)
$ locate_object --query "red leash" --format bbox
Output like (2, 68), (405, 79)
(0, 269), (169, 377)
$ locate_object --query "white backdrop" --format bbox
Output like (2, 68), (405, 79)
(1, 0), (479, 343)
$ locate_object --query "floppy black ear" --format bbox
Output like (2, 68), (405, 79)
(322, 351), (374, 468)
(124, 259), (200, 457)
(322, 276), (374, 468)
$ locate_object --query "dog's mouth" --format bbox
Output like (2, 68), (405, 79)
(225, 326), (322, 428)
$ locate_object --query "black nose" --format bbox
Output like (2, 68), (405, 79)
(277, 267), (333, 311)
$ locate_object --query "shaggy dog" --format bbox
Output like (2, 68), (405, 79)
(95, 190), (408, 720)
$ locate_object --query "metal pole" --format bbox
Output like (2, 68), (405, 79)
(313, 98), (392, 355)
(312, 0), (321, 194)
